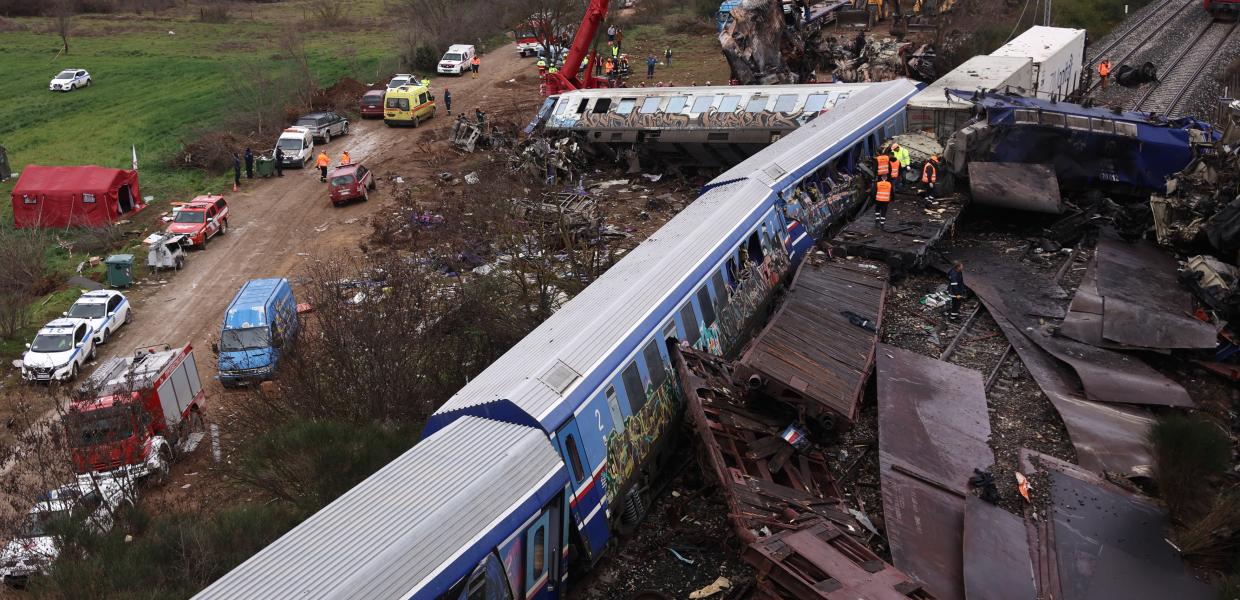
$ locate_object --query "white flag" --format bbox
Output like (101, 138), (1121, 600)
(131, 144), (138, 171)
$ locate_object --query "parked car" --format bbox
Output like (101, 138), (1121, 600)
(20, 318), (96, 382)
(0, 479), (133, 588)
(328, 163), (376, 205)
(360, 90), (386, 119)
(166, 195), (228, 247)
(64, 290), (132, 345)
(438, 44), (476, 75)
(49, 68), (90, 92)
(275, 126), (314, 168)
(387, 73), (415, 90)
(217, 278), (299, 387)
(294, 111), (349, 143)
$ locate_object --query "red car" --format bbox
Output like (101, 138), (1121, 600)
(360, 90), (386, 119)
(329, 164), (376, 205)
(166, 195), (228, 247)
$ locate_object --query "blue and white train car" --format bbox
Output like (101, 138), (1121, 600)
(193, 79), (918, 600)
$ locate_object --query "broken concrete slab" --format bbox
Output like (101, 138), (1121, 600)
(950, 247), (1194, 408)
(734, 256), (888, 428)
(1092, 238), (1217, 349)
(877, 344), (994, 600)
(967, 163), (1063, 214)
(962, 496), (1037, 600)
(1020, 451), (1213, 600)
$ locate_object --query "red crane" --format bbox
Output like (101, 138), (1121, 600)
(545, 0), (611, 95)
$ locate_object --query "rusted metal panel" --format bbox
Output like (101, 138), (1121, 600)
(835, 194), (969, 269)
(967, 163), (1064, 214)
(950, 247), (1194, 408)
(877, 344), (994, 600)
(735, 256), (888, 428)
(1019, 451), (1213, 600)
(1093, 238), (1217, 349)
(744, 522), (936, 600)
(673, 345), (854, 544)
(962, 496), (1037, 600)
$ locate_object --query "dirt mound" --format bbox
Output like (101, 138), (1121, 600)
(311, 77), (373, 113)
(173, 130), (269, 173)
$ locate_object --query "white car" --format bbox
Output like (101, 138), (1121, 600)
(0, 480), (133, 588)
(64, 290), (132, 345)
(437, 45), (475, 75)
(387, 73), (415, 90)
(49, 68), (91, 92)
(20, 318), (97, 383)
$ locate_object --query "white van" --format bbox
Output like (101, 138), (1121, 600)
(438, 44), (476, 75)
(275, 126), (314, 168)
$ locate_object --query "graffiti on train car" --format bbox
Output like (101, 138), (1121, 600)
(713, 246), (792, 357)
(601, 376), (680, 503)
(553, 107), (816, 130)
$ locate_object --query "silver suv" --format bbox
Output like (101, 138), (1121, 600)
(294, 111), (349, 143)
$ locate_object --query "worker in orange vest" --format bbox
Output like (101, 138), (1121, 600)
(316, 150), (330, 182)
(470, 55), (481, 79)
(888, 148), (902, 191)
(874, 176), (892, 230)
(921, 155), (939, 202)
(339, 150), (351, 166)
(1098, 59), (1111, 90)
(875, 153), (890, 179)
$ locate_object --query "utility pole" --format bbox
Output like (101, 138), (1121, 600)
(1044, 0), (1052, 26)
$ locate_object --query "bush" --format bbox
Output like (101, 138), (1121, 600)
(231, 419), (419, 513)
(1149, 414), (1232, 520)
(411, 43), (439, 73)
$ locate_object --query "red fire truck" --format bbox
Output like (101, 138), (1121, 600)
(65, 344), (207, 484)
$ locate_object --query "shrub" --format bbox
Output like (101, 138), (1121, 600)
(1149, 414), (1232, 520)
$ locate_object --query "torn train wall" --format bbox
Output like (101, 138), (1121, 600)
(720, 0), (794, 85)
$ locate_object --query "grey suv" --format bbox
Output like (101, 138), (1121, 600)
(294, 111), (349, 143)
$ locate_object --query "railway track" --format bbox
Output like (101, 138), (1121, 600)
(1134, 20), (1240, 116)
(1085, 0), (1198, 94)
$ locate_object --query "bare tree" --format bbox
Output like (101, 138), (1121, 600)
(0, 229), (49, 339)
(309, 0), (351, 26)
(277, 27), (318, 111)
(51, 0), (72, 55)
(228, 59), (290, 136)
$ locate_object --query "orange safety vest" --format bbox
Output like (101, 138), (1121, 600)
(876, 154), (890, 177)
(890, 156), (901, 174)
(922, 161), (938, 184)
(471, 56), (480, 66)
(876, 180), (892, 203)
(1098, 61), (1110, 78)
(340, 152), (351, 166)
(316, 153), (329, 167)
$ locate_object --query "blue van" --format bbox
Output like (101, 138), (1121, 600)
(217, 278), (298, 387)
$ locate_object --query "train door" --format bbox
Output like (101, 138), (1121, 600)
(554, 421), (606, 563)
(523, 510), (555, 599)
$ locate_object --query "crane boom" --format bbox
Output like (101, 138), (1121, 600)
(546, 0), (611, 94)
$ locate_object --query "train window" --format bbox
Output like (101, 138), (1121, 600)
(466, 564), (490, 600)
(1115, 121), (1138, 137)
(747, 232), (764, 262)
(691, 95), (714, 113)
(622, 362), (647, 412)
(1041, 112), (1065, 127)
(666, 96), (688, 113)
(1015, 109), (1038, 124)
(696, 287), (716, 327)
(746, 96), (768, 112)
(575, 98), (589, 114)
(711, 271), (728, 313)
(566, 435), (585, 483)
(774, 94), (798, 113)
(642, 340), (668, 391)
(592, 98), (612, 114)
(605, 386), (625, 433)
(1066, 115), (1091, 131)
(640, 96), (662, 113)
(663, 322), (678, 341)
(532, 526), (546, 577)
(726, 256), (739, 287)
(803, 93), (829, 113)
(1091, 118), (1115, 134)
(616, 98), (637, 114)
(679, 303), (702, 346)
(718, 95), (742, 112)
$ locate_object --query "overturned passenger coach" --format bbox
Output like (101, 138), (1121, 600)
(541, 83), (875, 167)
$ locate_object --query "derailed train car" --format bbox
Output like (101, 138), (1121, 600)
(192, 79), (920, 600)
(543, 83), (874, 166)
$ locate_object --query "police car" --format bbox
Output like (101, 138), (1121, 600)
(20, 319), (97, 383)
(64, 290), (132, 345)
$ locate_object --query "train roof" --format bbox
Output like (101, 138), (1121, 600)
(908, 55), (1033, 110)
(427, 79), (920, 434)
(193, 417), (567, 600)
(549, 82), (874, 98)
(992, 25), (1086, 63)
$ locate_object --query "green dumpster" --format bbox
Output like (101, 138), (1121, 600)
(256, 155), (276, 178)
(105, 254), (134, 288)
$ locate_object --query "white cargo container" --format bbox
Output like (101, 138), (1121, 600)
(992, 25), (1086, 101)
(905, 55), (1034, 138)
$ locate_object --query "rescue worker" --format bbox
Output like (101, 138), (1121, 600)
(537, 57), (547, 75)
(947, 262), (966, 321)
(444, 88), (452, 115)
(475, 107), (486, 125)
(921, 154), (939, 202)
(232, 153), (241, 188)
(888, 148), (902, 191)
(339, 150), (351, 167)
(421, 77), (430, 88)
(604, 58), (614, 79)
(665, 47), (672, 67)
(892, 143), (910, 181)
(1098, 59), (1112, 90)
(316, 150), (330, 182)
(610, 44), (620, 62)
(244, 147), (254, 179)
(874, 175), (892, 230)
(547, 64), (559, 75)
(274, 148), (284, 177)
(875, 152), (890, 180)
(646, 54), (657, 79)
(470, 55), (480, 79)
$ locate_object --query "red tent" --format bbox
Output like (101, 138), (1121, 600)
(11, 166), (144, 229)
